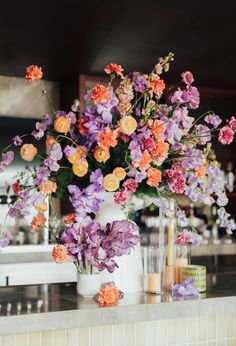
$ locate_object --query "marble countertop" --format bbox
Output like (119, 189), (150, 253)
(0, 273), (235, 335)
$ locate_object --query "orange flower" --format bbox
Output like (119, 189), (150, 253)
(120, 115), (137, 135)
(20, 143), (38, 161)
(98, 284), (119, 306)
(78, 116), (89, 135)
(64, 213), (76, 225)
(25, 65), (43, 82)
(52, 245), (68, 264)
(135, 150), (152, 170)
(147, 168), (162, 187)
(54, 116), (71, 133)
(35, 200), (48, 213)
(103, 174), (120, 191)
(66, 146), (87, 164)
(40, 181), (57, 195)
(104, 63), (124, 76)
(149, 120), (165, 138)
(196, 165), (207, 178)
(113, 167), (126, 181)
(72, 159), (88, 177)
(91, 84), (110, 105)
(46, 136), (56, 151)
(94, 147), (110, 163)
(31, 214), (46, 232)
(150, 76), (165, 97)
(97, 128), (118, 149)
(152, 141), (169, 158)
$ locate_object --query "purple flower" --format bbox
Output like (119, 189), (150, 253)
(0, 231), (12, 248)
(49, 143), (63, 161)
(132, 72), (147, 93)
(127, 168), (146, 183)
(44, 158), (60, 172)
(66, 111), (77, 124)
(172, 278), (199, 297)
(173, 107), (194, 131)
(176, 209), (188, 226)
(12, 135), (23, 146)
(196, 125), (211, 145)
(204, 114), (222, 128)
(171, 86), (200, 109)
(2, 151), (14, 166)
(90, 169), (103, 185)
(34, 167), (50, 185)
(129, 140), (142, 162)
(217, 207), (236, 234)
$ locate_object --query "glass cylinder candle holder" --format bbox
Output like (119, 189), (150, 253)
(182, 265), (206, 292)
(143, 246), (165, 295)
(175, 245), (191, 284)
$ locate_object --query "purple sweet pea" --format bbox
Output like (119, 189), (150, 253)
(12, 135), (23, 146)
(0, 231), (12, 248)
(2, 151), (14, 166)
(196, 124), (211, 145)
(172, 278), (199, 297)
(204, 114), (222, 128)
(49, 143), (63, 161)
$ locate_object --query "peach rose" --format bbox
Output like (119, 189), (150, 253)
(98, 284), (119, 306)
(40, 181), (57, 195)
(94, 147), (110, 163)
(35, 200), (48, 213)
(72, 159), (88, 177)
(46, 136), (56, 151)
(104, 63), (124, 76)
(119, 115), (137, 135)
(150, 76), (165, 97)
(196, 165), (207, 178)
(64, 213), (76, 225)
(54, 116), (71, 133)
(25, 65), (43, 82)
(113, 167), (126, 181)
(91, 84), (110, 105)
(52, 245), (68, 264)
(20, 144), (38, 161)
(147, 168), (162, 187)
(103, 174), (120, 192)
(31, 214), (46, 232)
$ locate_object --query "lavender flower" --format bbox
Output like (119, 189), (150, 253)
(196, 125), (211, 145)
(12, 135), (23, 146)
(132, 72), (147, 93)
(0, 231), (12, 248)
(172, 278), (199, 297)
(204, 114), (222, 128)
(2, 151), (14, 166)
(217, 207), (236, 234)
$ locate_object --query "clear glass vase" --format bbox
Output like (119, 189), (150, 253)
(175, 244), (191, 284)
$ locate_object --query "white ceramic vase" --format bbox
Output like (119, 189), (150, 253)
(77, 273), (101, 298)
(96, 193), (153, 293)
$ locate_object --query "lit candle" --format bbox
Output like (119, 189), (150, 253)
(147, 272), (161, 293)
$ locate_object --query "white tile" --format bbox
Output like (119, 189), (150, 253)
(135, 322), (146, 346)
(198, 315), (208, 341)
(101, 326), (112, 346)
(53, 329), (66, 346)
(112, 324), (125, 346)
(177, 318), (188, 344)
(41, 331), (53, 346)
(66, 329), (78, 346)
(167, 319), (177, 345)
(90, 326), (101, 346)
(78, 327), (90, 346)
(216, 315), (226, 340)
(2, 336), (13, 346)
(125, 323), (136, 346)
(13, 334), (28, 346)
(28, 333), (41, 346)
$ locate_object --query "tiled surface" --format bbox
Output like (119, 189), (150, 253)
(0, 313), (235, 345)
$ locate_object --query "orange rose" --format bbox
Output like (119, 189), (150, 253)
(52, 245), (68, 264)
(147, 168), (162, 187)
(64, 213), (76, 225)
(20, 144), (38, 161)
(113, 167), (126, 181)
(72, 159), (88, 177)
(40, 181), (57, 195)
(119, 115), (137, 135)
(54, 116), (71, 133)
(91, 84), (110, 105)
(98, 284), (119, 306)
(196, 165), (207, 178)
(150, 76), (165, 97)
(35, 200), (48, 213)
(104, 63), (124, 76)
(46, 136), (56, 151)
(97, 128), (118, 149)
(31, 214), (46, 232)
(94, 147), (110, 163)
(103, 174), (120, 192)
(25, 65), (43, 82)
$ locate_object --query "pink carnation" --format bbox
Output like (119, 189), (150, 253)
(166, 169), (186, 194)
(218, 125), (234, 145)
(123, 178), (138, 193)
(181, 71), (194, 85)
(114, 189), (130, 205)
(228, 116), (236, 133)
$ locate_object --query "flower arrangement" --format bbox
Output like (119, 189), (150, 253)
(0, 54), (235, 274)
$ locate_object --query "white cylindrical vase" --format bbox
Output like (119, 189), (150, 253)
(77, 273), (101, 298)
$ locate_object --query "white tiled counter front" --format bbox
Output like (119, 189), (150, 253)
(0, 275), (235, 345)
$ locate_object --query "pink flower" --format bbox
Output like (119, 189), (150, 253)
(181, 71), (194, 85)
(176, 231), (189, 245)
(228, 116), (236, 133)
(114, 189), (130, 205)
(218, 125), (234, 145)
(123, 178), (138, 193)
(165, 169), (186, 194)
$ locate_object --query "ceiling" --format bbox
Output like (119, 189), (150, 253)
(0, 0), (236, 89)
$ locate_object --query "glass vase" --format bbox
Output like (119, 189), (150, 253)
(175, 244), (191, 284)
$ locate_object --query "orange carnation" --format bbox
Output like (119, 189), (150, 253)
(35, 200), (48, 213)
(196, 165), (207, 178)
(104, 63), (124, 76)
(149, 120), (165, 138)
(54, 116), (71, 133)
(103, 174), (120, 192)
(113, 167), (126, 181)
(40, 181), (57, 195)
(25, 65), (43, 82)
(20, 144), (38, 161)
(150, 76), (165, 97)
(46, 136), (56, 151)
(97, 128), (118, 149)
(31, 214), (46, 232)
(64, 213), (76, 225)
(137, 150), (152, 170)
(98, 284), (119, 306)
(72, 159), (88, 177)
(94, 147), (110, 163)
(91, 84), (110, 105)
(147, 168), (162, 187)
(52, 245), (68, 264)
(120, 115), (137, 136)
(152, 141), (169, 158)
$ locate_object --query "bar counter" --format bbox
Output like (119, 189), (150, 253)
(0, 273), (235, 345)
